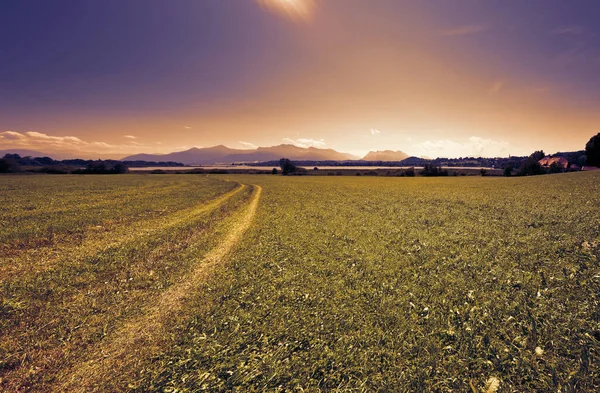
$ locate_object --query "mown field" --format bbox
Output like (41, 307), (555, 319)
(1, 172), (599, 392)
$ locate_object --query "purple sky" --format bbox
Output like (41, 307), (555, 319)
(1, 0), (599, 158)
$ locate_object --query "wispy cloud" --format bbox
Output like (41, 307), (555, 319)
(239, 141), (258, 149)
(552, 26), (583, 35)
(370, 128), (381, 135)
(282, 137), (326, 148)
(442, 25), (487, 36)
(0, 130), (148, 157)
(489, 80), (505, 94)
(123, 135), (138, 139)
(184, 126), (192, 130)
(0, 130), (27, 141)
(411, 136), (518, 158)
(2, 131), (85, 144)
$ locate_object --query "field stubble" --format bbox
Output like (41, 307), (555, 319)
(0, 175), (255, 391)
(136, 173), (600, 392)
(1, 172), (600, 392)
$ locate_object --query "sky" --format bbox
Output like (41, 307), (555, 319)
(1, 0), (599, 159)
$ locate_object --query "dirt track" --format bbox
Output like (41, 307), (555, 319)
(54, 184), (262, 392)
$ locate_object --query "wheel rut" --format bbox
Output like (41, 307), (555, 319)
(0, 183), (245, 285)
(54, 184), (262, 392)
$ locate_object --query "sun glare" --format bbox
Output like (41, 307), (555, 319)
(257, 0), (316, 21)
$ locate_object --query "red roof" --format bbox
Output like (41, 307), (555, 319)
(539, 156), (569, 168)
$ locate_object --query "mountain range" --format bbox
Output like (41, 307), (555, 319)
(123, 144), (366, 165)
(2, 145), (412, 165)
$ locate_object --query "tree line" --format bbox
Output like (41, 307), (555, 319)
(0, 154), (184, 174)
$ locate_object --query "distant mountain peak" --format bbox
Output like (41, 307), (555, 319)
(362, 150), (409, 161)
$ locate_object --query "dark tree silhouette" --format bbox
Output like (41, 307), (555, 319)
(548, 161), (564, 174)
(516, 150), (548, 176)
(585, 132), (600, 167)
(0, 158), (21, 173)
(530, 150), (545, 161)
(0, 159), (10, 173)
(112, 162), (128, 174)
(518, 157), (543, 176)
(75, 161), (128, 174)
(419, 164), (448, 176)
(86, 161), (107, 173)
(279, 158), (297, 175)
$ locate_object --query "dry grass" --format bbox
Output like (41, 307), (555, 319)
(55, 185), (262, 392)
(0, 175), (255, 391)
(3, 172), (600, 392)
(135, 173), (600, 392)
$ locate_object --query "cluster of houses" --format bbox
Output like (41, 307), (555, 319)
(538, 156), (599, 171)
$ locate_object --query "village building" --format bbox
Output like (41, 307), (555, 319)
(538, 156), (569, 169)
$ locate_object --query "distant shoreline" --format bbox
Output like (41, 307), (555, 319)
(130, 165), (497, 171)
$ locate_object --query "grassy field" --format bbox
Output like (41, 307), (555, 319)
(1, 173), (599, 392)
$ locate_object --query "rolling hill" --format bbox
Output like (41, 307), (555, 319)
(0, 149), (56, 159)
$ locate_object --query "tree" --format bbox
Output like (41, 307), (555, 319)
(516, 150), (548, 176)
(279, 158), (297, 175)
(86, 161), (107, 174)
(0, 158), (20, 173)
(548, 161), (564, 174)
(503, 165), (513, 177)
(112, 162), (128, 174)
(420, 164), (448, 177)
(585, 132), (600, 167)
(34, 157), (55, 166)
(271, 168), (278, 175)
(0, 159), (10, 173)
(531, 150), (545, 161)
(517, 157), (544, 176)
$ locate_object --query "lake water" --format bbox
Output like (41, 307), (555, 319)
(130, 165), (497, 171)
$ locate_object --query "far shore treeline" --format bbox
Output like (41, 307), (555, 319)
(0, 155), (184, 174)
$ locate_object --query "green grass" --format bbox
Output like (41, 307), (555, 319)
(0, 175), (252, 391)
(0, 174), (237, 246)
(1, 173), (599, 392)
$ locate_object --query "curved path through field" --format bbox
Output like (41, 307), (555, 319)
(0, 182), (245, 284)
(55, 184), (262, 392)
